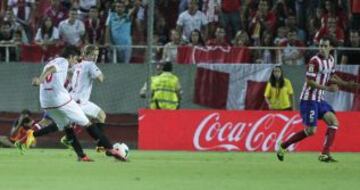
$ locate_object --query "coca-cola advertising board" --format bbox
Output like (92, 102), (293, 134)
(138, 109), (360, 152)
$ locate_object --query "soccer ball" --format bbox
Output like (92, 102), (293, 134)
(113, 143), (129, 159)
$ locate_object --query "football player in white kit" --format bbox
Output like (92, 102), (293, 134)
(61, 45), (108, 151)
(22, 46), (126, 161)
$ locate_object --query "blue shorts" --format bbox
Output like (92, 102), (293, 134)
(300, 100), (335, 127)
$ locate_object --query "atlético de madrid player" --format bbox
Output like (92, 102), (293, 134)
(277, 37), (360, 162)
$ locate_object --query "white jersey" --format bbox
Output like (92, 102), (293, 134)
(70, 60), (102, 103)
(40, 57), (72, 109)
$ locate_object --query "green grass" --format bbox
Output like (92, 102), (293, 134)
(0, 149), (359, 190)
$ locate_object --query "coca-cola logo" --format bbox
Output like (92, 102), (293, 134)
(193, 112), (303, 152)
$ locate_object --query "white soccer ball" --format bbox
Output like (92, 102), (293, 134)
(113, 142), (129, 159)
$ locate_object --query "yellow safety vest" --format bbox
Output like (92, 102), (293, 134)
(150, 72), (180, 110)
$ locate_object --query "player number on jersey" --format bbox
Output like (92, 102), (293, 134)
(309, 110), (315, 122)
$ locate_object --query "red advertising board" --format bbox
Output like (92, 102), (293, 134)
(138, 109), (360, 152)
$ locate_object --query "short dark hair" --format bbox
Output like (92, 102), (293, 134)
(320, 36), (336, 46)
(162, 62), (173, 72)
(320, 36), (333, 44)
(61, 45), (81, 58)
(21, 109), (31, 116)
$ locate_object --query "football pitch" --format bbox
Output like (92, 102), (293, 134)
(0, 149), (359, 190)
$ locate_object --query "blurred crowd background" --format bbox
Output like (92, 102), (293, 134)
(0, 0), (359, 65)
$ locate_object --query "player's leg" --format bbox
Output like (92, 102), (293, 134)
(50, 104), (95, 161)
(319, 102), (339, 162)
(94, 110), (107, 152)
(276, 100), (318, 161)
(62, 102), (107, 151)
(0, 135), (16, 147)
(79, 101), (106, 130)
(63, 127), (94, 162)
(81, 102), (108, 151)
(33, 120), (59, 138)
(63, 101), (127, 161)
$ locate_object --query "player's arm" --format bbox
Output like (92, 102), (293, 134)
(90, 63), (104, 83)
(96, 74), (104, 83)
(306, 58), (338, 92)
(306, 79), (338, 92)
(32, 66), (57, 86)
(10, 120), (21, 137)
(330, 74), (360, 89)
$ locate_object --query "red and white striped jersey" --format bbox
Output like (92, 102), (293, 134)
(300, 54), (335, 101)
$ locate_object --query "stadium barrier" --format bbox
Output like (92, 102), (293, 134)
(138, 109), (360, 152)
(1, 44), (360, 64)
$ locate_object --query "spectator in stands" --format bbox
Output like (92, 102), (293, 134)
(248, 0), (276, 45)
(279, 30), (305, 65)
(233, 30), (250, 47)
(71, 0), (99, 20)
(84, 6), (107, 63)
(254, 32), (275, 64)
(307, 7), (323, 45)
(7, 0), (35, 39)
(350, 0), (360, 30)
(44, 0), (68, 27)
(132, 0), (146, 44)
(84, 6), (104, 45)
(188, 29), (205, 47)
(34, 17), (59, 48)
(314, 15), (344, 46)
(264, 66), (295, 111)
(321, 0), (347, 30)
(105, 0), (134, 64)
(98, 0), (112, 18)
(155, 11), (169, 44)
(58, 8), (85, 47)
(271, 0), (289, 27)
(0, 21), (28, 61)
(340, 30), (360, 65)
(162, 29), (181, 63)
(284, 14), (306, 42)
(218, 0), (241, 40)
(233, 30), (252, 63)
(273, 26), (288, 46)
(156, 0), (180, 30)
(206, 26), (229, 47)
(202, 0), (220, 39)
(176, 0), (208, 42)
(3, 8), (23, 32)
(178, 0), (202, 15)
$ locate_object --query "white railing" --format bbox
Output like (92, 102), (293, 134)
(1, 44), (360, 64)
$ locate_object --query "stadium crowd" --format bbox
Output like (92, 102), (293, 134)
(0, 0), (359, 64)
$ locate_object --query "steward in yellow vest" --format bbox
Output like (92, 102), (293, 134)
(150, 62), (181, 109)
